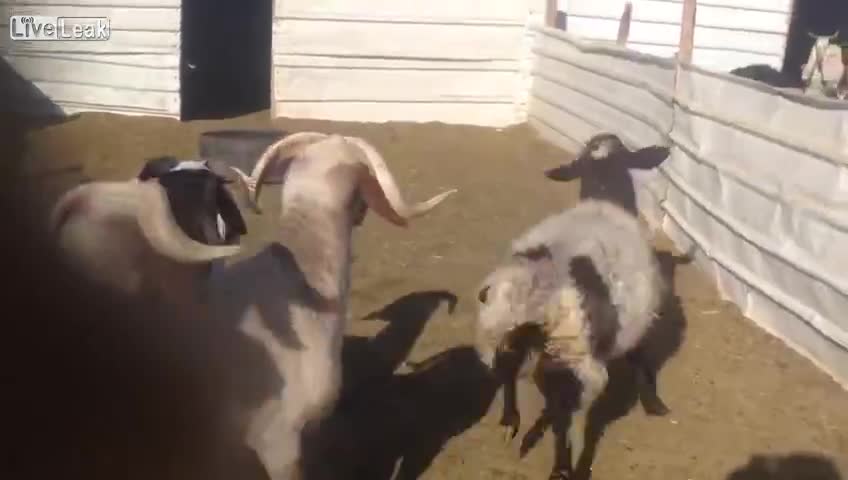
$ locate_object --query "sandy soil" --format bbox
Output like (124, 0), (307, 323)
(8, 110), (847, 480)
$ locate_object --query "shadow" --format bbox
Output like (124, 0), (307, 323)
(340, 290), (458, 394)
(2, 163), (279, 480)
(727, 453), (843, 480)
(729, 64), (804, 88)
(327, 347), (500, 480)
(181, 0), (273, 120)
(0, 57), (67, 119)
(544, 134), (670, 217)
(297, 290), (496, 480)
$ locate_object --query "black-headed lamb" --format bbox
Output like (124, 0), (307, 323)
(474, 199), (668, 478)
(213, 132), (457, 479)
(544, 133), (670, 217)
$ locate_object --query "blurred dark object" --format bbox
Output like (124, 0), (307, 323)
(729, 64), (804, 88)
(199, 129), (287, 180)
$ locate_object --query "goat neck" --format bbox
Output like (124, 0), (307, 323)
(275, 197), (354, 313)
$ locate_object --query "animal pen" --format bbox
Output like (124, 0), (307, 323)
(2, 0), (848, 478)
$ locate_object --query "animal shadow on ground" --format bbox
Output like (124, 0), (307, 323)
(516, 249), (693, 479)
(726, 453), (844, 480)
(308, 290), (501, 480)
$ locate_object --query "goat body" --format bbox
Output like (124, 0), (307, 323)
(475, 199), (666, 475)
(208, 132), (456, 479)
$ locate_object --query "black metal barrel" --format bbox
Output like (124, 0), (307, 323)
(198, 129), (287, 181)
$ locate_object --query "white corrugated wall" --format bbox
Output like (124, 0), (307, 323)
(271, 0), (548, 127)
(558, 0), (793, 72)
(0, 0), (181, 117)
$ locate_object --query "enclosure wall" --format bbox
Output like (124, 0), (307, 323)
(557, 0), (792, 72)
(527, 26), (848, 389)
(270, 0), (547, 126)
(0, 0), (180, 117)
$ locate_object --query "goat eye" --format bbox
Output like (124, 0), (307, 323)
(478, 285), (490, 303)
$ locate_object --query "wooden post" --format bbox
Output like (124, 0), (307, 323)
(617, 2), (633, 46)
(678, 0), (697, 63)
(545, 0), (558, 28)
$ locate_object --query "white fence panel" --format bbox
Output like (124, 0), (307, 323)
(667, 65), (848, 388)
(527, 26), (848, 388)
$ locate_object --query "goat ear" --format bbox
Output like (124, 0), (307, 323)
(626, 145), (670, 170)
(214, 183), (248, 239)
(357, 166), (408, 227)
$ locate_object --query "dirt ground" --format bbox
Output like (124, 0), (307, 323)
(8, 110), (847, 480)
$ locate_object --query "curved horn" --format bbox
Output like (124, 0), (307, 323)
(51, 181), (240, 263)
(342, 136), (457, 220)
(233, 131), (331, 213)
(830, 30), (840, 40)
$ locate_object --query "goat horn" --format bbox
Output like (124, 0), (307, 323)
(241, 132), (331, 213)
(342, 136), (457, 219)
(50, 181), (240, 263)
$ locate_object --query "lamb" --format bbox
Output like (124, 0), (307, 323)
(209, 132), (457, 479)
(544, 133), (670, 217)
(48, 170), (243, 304)
(474, 199), (667, 478)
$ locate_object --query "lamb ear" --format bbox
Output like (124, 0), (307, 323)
(625, 145), (670, 170)
(544, 161), (583, 181)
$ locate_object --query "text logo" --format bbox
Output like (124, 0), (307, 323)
(9, 15), (111, 41)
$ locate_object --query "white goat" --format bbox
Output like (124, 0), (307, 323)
(801, 31), (846, 99)
(49, 177), (242, 303)
(211, 132), (457, 479)
(475, 199), (666, 477)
